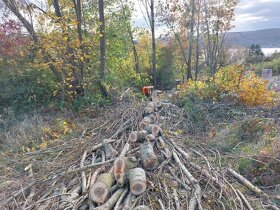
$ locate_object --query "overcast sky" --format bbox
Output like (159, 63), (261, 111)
(132, 0), (280, 33)
(233, 0), (280, 31)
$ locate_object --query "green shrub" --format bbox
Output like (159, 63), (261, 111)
(0, 68), (56, 113)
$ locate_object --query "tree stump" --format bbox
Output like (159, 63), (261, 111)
(128, 168), (147, 195)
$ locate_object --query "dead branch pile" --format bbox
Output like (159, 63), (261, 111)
(1, 97), (279, 210)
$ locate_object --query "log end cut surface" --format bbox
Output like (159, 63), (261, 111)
(129, 132), (137, 142)
(90, 182), (109, 203)
(131, 180), (146, 195)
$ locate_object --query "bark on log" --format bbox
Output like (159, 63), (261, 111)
(90, 173), (115, 203)
(143, 124), (162, 136)
(139, 120), (150, 130)
(123, 192), (135, 210)
(113, 157), (127, 187)
(147, 113), (157, 123)
(140, 142), (158, 170)
(92, 139), (117, 151)
(119, 143), (130, 157)
(114, 156), (138, 187)
(154, 101), (162, 109)
(145, 134), (156, 142)
(102, 139), (118, 160)
(97, 188), (125, 210)
(128, 168), (147, 195)
(129, 130), (148, 143)
(143, 103), (154, 115)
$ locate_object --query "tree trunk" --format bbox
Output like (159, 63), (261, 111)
(98, 0), (107, 97)
(187, 0), (195, 80)
(128, 168), (147, 195)
(151, 0), (157, 88)
(120, 0), (140, 75)
(195, 0), (201, 81)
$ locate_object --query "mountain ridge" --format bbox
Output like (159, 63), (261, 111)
(225, 28), (280, 48)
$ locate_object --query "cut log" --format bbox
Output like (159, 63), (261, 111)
(140, 142), (158, 170)
(128, 168), (147, 195)
(143, 116), (152, 123)
(139, 120), (150, 130)
(154, 100), (162, 109)
(145, 134), (156, 142)
(143, 124), (162, 136)
(113, 157), (127, 187)
(119, 143), (130, 157)
(147, 113), (157, 123)
(89, 173), (115, 203)
(129, 130), (148, 143)
(143, 102), (155, 115)
(114, 157), (138, 187)
(102, 139), (118, 160)
(98, 188), (125, 210)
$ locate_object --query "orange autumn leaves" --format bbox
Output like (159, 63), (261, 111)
(180, 65), (278, 107)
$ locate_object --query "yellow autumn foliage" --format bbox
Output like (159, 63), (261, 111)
(179, 65), (278, 107)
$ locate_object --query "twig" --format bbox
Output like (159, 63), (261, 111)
(80, 150), (88, 193)
(113, 188), (128, 210)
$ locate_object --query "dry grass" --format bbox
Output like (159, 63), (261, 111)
(0, 114), (49, 149)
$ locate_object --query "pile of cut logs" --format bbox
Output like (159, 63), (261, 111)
(3, 96), (279, 210)
(88, 101), (165, 210)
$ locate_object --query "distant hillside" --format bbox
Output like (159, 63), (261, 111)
(225, 28), (280, 48)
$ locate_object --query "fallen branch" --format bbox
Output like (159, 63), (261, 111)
(123, 192), (135, 210)
(173, 151), (202, 210)
(113, 188), (128, 210)
(97, 188), (125, 210)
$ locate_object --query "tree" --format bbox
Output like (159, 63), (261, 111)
(187, 0), (195, 80)
(201, 0), (238, 75)
(98, 0), (108, 97)
(247, 44), (265, 64)
(141, 0), (157, 87)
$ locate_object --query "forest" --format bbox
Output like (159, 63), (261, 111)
(0, 0), (280, 209)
